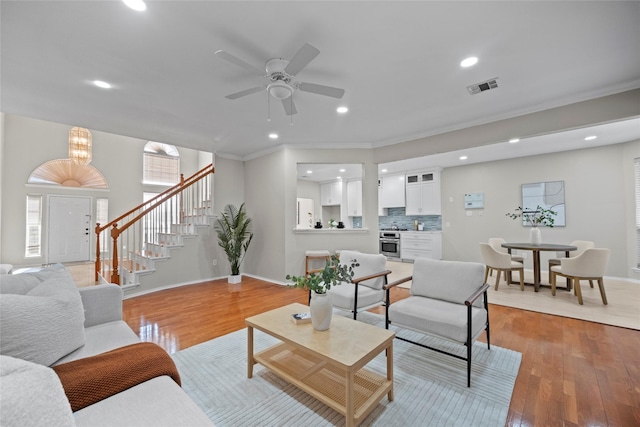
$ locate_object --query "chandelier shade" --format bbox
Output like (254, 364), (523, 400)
(68, 127), (92, 165)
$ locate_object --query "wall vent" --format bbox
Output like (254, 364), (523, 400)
(467, 78), (499, 95)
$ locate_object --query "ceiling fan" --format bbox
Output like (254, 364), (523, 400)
(215, 43), (345, 116)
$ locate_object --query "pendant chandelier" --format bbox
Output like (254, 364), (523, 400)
(68, 127), (92, 165)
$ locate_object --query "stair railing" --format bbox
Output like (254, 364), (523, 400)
(95, 163), (214, 285)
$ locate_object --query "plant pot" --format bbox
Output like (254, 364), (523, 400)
(309, 291), (332, 331)
(529, 227), (542, 245)
(228, 274), (242, 284)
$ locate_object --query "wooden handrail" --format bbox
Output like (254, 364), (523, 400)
(96, 163), (213, 234)
(95, 163), (214, 284)
(116, 164), (213, 236)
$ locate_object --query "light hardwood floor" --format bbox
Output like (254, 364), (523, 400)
(121, 276), (640, 427)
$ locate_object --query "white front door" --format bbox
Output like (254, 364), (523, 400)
(47, 196), (92, 263)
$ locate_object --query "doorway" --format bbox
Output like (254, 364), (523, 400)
(47, 196), (92, 263)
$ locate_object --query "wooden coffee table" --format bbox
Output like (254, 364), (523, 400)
(246, 303), (395, 427)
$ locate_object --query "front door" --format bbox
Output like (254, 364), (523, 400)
(47, 196), (91, 263)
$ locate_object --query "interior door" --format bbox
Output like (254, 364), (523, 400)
(47, 196), (92, 263)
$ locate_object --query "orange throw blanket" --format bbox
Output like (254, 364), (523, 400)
(53, 342), (181, 412)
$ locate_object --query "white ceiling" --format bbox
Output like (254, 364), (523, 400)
(2, 1), (639, 162)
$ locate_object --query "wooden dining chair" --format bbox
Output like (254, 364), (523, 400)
(550, 248), (610, 305)
(479, 243), (524, 291)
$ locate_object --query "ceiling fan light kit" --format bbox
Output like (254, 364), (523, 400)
(215, 43), (345, 118)
(268, 81), (293, 100)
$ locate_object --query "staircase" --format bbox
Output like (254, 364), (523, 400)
(95, 164), (214, 286)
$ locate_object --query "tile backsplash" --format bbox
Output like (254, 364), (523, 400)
(379, 207), (441, 230)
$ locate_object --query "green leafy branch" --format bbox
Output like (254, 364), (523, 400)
(286, 254), (359, 294)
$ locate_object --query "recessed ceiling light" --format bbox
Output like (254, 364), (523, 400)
(336, 176), (342, 180)
(123, 0), (146, 11)
(459, 156), (468, 160)
(339, 168), (346, 172)
(460, 57), (478, 68)
(93, 80), (111, 89)
(268, 133), (278, 139)
(509, 138), (520, 143)
(584, 135), (597, 141)
(381, 169), (388, 173)
(337, 106), (349, 114)
(306, 170), (312, 174)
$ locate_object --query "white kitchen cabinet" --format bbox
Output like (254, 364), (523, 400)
(346, 180), (362, 216)
(320, 181), (343, 206)
(400, 231), (442, 261)
(379, 173), (405, 208)
(405, 170), (441, 215)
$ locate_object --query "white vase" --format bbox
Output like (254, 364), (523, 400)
(228, 274), (241, 284)
(529, 227), (542, 245)
(309, 291), (332, 331)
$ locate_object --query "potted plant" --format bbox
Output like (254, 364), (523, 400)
(286, 254), (359, 330)
(506, 205), (557, 244)
(215, 203), (253, 283)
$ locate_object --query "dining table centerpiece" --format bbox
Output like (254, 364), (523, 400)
(506, 205), (557, 244)
(286, 254), (359, 330)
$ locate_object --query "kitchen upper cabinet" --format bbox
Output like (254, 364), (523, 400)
(378, 173), (405, 208)
(346, 180), (362, 216)
(321, 181), (343, 206)
(405, 170), (441, 215)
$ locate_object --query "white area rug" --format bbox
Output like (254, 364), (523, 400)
(172, 312), (521, 427)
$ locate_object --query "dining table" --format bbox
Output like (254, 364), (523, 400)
(501, 242), (577, 292)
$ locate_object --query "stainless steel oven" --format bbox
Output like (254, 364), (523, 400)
(379, 231), (401, 260)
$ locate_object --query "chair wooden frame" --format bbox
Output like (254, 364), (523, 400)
(384, 275), (490, 387)
(549, 248), (609, 305)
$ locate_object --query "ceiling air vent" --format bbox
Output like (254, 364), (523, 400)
(467, 78), (499, 95)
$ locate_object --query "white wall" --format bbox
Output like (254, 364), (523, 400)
(0, 114), (206, 270)
(441, 140), (640, 278)
(0, 113), (4, 261)
(210, 155), (245, 277)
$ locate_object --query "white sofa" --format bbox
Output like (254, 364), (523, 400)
(0, 264), (214, 427)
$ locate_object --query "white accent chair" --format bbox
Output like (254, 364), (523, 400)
(547, 240), (595, 286)
(550, 248), (610, 305)
(487, 238), (523, 276)
(326, 250), (391, 320)
(480, 243), (525, 291)
(385, 258), (490, 387)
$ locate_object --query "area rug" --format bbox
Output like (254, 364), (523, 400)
(172, 312), (521, 426)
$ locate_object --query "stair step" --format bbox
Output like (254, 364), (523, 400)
(157, 233), (184, 247)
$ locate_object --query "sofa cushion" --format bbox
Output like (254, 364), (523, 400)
(411, 258), (486, 307)
(328, 282), (383, 311)
(339, 250), (387, 290)
(388, 297), (488, 343)
(0, 272), (41, 295)
(73, 376), (214, 426)
(53, 321), (141, 365)
(0, 271), (86, 366)
(0, 263), (68, 295)
(0, 355), (75, 427)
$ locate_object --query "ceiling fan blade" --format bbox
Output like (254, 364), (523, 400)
(282, 98), (297, 116)
(284, 43), (320, 76)
(214, 50), (264, 76)
(225, 87), (264, 100)
(298, 82), (345, 99)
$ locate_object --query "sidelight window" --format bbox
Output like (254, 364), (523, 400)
(25, 195), (42, 257)
(635, 158), (640, 268)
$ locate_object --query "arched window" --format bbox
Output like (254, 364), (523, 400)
(143, 142), (180, 185)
